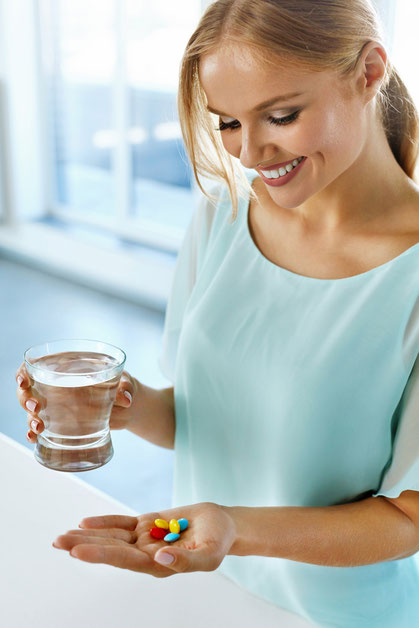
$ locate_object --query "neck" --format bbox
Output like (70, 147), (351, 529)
(294, 121), (412, 236)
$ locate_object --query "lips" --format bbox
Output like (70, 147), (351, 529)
(258, 156), (306, 186)
(258, 156), (304, 172)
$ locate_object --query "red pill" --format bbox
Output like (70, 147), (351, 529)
(150, 527), (167, 540)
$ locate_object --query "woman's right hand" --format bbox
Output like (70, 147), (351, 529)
(15, 364), (137, 443)
(16, 363), (42, 443)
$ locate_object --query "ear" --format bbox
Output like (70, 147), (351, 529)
(357, 41), (388, 102)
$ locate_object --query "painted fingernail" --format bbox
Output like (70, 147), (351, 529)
(26, 399), (37, 413)
(124, 391), (132, 405)
(31, 420), (39, 433)
(26, 430), (32, 440)
(154, 552), (174, 565)
(17, 375), (24, 387)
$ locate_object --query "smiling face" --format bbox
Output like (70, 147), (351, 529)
(199, 43), (378, 214)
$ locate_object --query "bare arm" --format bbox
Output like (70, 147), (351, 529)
(126, 379), (175, 449)
(222, 492), (419, 566)
(54, 495), (419, 576)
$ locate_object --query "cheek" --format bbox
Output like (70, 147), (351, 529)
(309, 105), (361, 160)
(220, 133), (240, 157)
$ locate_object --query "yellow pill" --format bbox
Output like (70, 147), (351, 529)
(169, 519), (180, 534)
(154, 519), (169, 530)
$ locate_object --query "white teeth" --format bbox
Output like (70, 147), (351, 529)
(261, 156), (304, 179)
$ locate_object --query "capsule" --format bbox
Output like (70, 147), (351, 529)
(178, 518), (188, 532)
(164, 532), (180, 542)
(169, 519), (180, 534)
(154, 519), (169, 530)
(150, 527), (167, 540)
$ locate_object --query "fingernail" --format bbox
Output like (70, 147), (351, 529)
(124, 391), (132, 405)
(31, 420), (39, 433)
(17, 375), (24, 387)
(26, 430), (32, 440)
(26, 399), (37, 413)
(154, 552), (174, 565)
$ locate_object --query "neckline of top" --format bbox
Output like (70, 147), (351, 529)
(240, 169), (419, 283)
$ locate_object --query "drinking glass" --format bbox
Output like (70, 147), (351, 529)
(24, 339), (126, 472)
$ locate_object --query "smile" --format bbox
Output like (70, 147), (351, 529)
(257, 156), (307, 187)
(259, 156), (304, 179)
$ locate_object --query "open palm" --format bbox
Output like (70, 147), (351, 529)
(53, 501), (236, 576)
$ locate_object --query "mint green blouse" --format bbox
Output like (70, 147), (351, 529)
(159, 170), (419, 627)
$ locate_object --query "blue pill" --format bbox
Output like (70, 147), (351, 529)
(178, 518), (188, 532)
(164, 532), (180, 542)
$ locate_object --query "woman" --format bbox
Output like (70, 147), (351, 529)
(16, 1), (419, 626)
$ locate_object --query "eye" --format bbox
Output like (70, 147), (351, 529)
(216, 118), (241, 132)
(215, 110), (301, 132)
(268, 110), (301, 126)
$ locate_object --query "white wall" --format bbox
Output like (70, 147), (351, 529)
(373, 0), (397, 55)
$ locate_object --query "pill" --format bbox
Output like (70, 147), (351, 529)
(150, 527), (167, 540)
(178, 518), (188, 531)
(164, 532), (180, 542)
(154, 519), (169, 529)
(169, 519), (180, 534)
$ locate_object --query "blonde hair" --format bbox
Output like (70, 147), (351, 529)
(177, 0), (419, 220)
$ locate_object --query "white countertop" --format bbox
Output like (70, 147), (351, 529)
(0, 432), (312, 628)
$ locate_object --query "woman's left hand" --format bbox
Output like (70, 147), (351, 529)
(52, 502), (236, 576)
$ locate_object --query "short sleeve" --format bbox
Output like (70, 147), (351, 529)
(157, 184), (221, 383)
(372, 355), (419, 499)
(402, 295), (419, 369)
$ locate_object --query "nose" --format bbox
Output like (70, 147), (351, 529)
(239, 125), (266, 170)
(239, 125), (280, 171)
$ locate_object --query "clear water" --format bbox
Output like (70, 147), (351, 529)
(29, 351), (121, 471)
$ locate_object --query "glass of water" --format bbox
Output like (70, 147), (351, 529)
(24, 339), (126, 472)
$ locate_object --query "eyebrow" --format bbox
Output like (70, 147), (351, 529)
(206, 91), (304, 116)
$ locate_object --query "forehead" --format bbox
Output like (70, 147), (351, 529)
(199, 44), (343, 112)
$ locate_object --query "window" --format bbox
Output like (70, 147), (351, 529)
(38, 0), (203, 250)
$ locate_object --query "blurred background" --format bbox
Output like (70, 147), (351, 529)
(0, 0), (417, 513)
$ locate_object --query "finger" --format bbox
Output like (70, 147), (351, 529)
(53, 533), (125, 552)
(16, 365), (42, 418)
(113, 375), (134, 408)
(65, 528), (135, 543)
(154, 540), (223, 574)
(69, 544), (151, 573)
(79, 515), (139, 531)
(26, 429), (37, 443)
(113, 389), (132, 408)
(17, 386), (40, 418)
(16, 364), (30, 390)
(27, 413), (44, 434)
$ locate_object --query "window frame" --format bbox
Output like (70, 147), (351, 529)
(36, 0), (207, 253)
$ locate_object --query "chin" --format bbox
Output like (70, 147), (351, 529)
(267, 188), (307, 210)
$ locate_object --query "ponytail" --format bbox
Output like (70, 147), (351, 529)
(379, 68), (419, 182)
